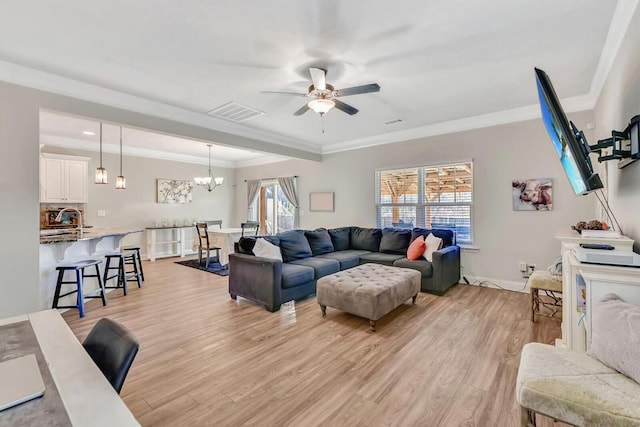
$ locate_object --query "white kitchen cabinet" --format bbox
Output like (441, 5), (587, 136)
(40, 154), (89, 203)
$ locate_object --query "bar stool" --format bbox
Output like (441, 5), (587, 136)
(529, 270), (563, 322)
(121, 246), (144, 282)
(103, 250), (142, 296)
(52, 259), (106, 318)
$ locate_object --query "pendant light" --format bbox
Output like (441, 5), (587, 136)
(194, 144), (224, 191)
(94, 122), (108, 184)
(115, 127), (126, 189)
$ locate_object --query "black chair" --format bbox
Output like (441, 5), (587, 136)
(120, 246), (145, 282)
(240, 221), (260, 237)
(195, 222), (221, 268)
(103, 250), (142, 296)
(82, 318), (139, 394)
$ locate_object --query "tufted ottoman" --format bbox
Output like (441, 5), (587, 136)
(317, 264), (421, 331)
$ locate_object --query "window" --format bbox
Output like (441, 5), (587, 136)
(249, 181), (296, 235)
(376, 161), (473, 244)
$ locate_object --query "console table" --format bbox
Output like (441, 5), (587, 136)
(556, 233), (639, 351)
(146, 225), (197, 261)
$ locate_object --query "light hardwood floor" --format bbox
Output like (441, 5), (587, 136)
(63, 257), (563, 427)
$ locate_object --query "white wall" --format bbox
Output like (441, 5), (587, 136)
(235, 112), (597, 287)
(593, 3), (640, 250)
(40, 146), (235, 256)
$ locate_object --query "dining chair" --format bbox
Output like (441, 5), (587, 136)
(82, 318), (139, 394)
(195, 222), (221, 268)
(241, 221), (260, 237)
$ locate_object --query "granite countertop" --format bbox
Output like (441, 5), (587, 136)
(40, 227), (143, 244)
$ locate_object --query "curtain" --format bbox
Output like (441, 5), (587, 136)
(246, 179), (261, 221)
(278, 176), (299, 228)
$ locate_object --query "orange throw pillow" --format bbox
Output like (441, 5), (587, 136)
(407, 235), (426, 260)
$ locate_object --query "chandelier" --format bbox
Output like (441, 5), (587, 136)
(194, 144), (224, 191)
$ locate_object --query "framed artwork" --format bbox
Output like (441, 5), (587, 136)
(512, 178), (553, 211)
(309, 192), (334, 212)
(157, 179), (193, 204)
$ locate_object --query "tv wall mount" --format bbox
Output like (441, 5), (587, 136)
(589, 115), (640, 168)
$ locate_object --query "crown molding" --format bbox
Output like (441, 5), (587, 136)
(0, 60), (321, 156)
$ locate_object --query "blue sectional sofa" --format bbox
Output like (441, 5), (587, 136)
(228, 226), (461, 312)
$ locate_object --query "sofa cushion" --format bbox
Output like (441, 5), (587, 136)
(424, 233), (443, 262)
(277, 230), (313, 262)
(305, 229), (335, 256)
(350, 227), (382, 252)
(411, 228), (455, 248)
(359, 252), (404, 266)
(237, 236), (280, 255)
(290, 257), (340, 279)
(280, 263), (315, 289)
(252, 238), (282, 261)
(407, 235), (426, 260)
(589, 293), (640, 384)
(328, 227), (351, 251)
(379, 228), (412, 255)
(393, 258), (433, 277)
(317, 250), (370, 270)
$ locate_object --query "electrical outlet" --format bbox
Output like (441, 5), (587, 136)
(519, 262), (527, 272)
(97, 209), (106, 217)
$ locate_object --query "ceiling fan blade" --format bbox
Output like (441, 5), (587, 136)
(309, 68), (326, 91)
(333, 99), (359, 115)
(261, 91), (307, 96)
(293, 104), (310, 116)
(335, 83), (380, 97)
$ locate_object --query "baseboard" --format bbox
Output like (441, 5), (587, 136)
(460, 275), (529, 293)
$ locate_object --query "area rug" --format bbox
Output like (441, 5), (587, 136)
(175, 258), (229, 276)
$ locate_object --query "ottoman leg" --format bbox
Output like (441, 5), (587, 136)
(320, 304), (327, 317)
(369, 320), (376, 332)
(412, 294), (417, 304)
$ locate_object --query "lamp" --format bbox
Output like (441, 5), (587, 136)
(116, 127), (126, 189)
(194, 144), (224, 191)
(307, 98), (335, 115)
(94, 122), (108, 184)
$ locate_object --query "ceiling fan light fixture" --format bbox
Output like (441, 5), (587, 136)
(307, 98), (335, 115)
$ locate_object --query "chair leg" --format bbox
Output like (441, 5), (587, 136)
(76, 269), (85, 318)
(136, 250), (145, 281)
(52, 269), (65, 309)
(95, 264), (107, 306)
(205, 248), (210, 269)
(531, 288), (536, 322)
(131, 255), (142, 288)
(119, 256), (128, 296)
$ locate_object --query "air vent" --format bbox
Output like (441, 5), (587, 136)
(208, 102), (265, 123)
(385, 119), (404, 125)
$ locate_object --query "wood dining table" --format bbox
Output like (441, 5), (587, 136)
(194, 227), (244, 266)
(0, 310), (139, 426)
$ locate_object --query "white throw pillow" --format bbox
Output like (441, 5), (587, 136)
(589, 293), (640, 383)
(252, 238), (283, 261)
(423, 233), (443, 262)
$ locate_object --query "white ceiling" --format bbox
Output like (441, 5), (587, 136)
(0, 1), (633, 162)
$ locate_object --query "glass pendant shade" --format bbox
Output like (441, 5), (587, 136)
(194, 144), (224, 191)
(94, 122), (108, 184)
(116, 127), (126, 189)
(307, 98), (335, 115)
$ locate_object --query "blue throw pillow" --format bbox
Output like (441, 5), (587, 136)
(305, 228), (334, 255)
(237, 236), (280, 255)
(350, 227), (382, 252)
(380, 228), (411, 254)
(328, 227), (351, 251)
(276, 230), (313, 262)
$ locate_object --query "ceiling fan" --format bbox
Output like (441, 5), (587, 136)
(263, 67), (380, 116)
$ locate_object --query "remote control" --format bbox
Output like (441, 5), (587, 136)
(579, 243), (615, 250)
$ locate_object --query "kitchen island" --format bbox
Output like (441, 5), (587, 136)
(39, 228), (143, 312)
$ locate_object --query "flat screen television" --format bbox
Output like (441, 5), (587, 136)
(535, 67), (603, 195)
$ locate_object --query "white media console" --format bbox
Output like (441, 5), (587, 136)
(557, 233), (640, 352)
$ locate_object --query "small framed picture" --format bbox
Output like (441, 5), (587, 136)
(309, 192), (334, 212)
(512, 178), (553, 211)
